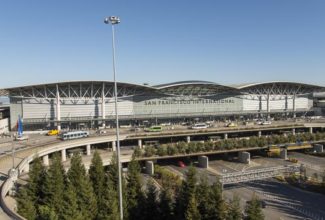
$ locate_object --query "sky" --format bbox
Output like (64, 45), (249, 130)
(0, 0), (325, 88)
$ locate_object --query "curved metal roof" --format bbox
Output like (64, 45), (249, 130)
(234, 81), (325, 95)
(232, 81), (324, 90)
(1, 80), (325, 98)
(154, 80), (236, 96)
(1, 81), (157, 98)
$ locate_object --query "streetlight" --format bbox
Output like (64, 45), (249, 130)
(104, 16), (123, 220)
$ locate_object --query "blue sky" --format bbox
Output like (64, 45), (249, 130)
(0, 0), (324, 88)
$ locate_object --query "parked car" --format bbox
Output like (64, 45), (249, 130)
(47, 129), (59, 136)
(226, 122), (237, 127)
(262, 121), (272, 125)
(15, 135), (29, 141)
(178, 161), (186, 168)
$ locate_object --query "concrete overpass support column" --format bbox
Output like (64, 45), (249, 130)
(292, 128), (296, 135)
(309, 127), (313, 134)
(101, 82), (106, 127)
(186, 136), (191, 143)
(280, 149), (288, 160)
(112, 141), (116, 151)
(198, 156), (209, 169)
(145, 161), (154, 175)
(86, 144), (91, 156)
(61, 149), (67, 162)
(238, 152), (250, 164)
(138, 139), (142, 148)
(258, 131), (262, 138)
(224, 133), (228, 140)
(43, 155), (49, 166)
(313, 144), (323, 153)
(56, 84), (61, 131)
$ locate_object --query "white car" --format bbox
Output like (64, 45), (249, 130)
(15, 135), (29, 141)
(262, 121), (272, 125)
(191, 123), (208, 129)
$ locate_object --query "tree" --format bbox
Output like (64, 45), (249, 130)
(196, 174), (210, 219)
(185, 195), (201, 220)
(38, 205), (59, 220)
(108, 152), (128, 219)
(207, 182), (227, 220)
(175, 165), (197, 220)
(61, 182), (83, 220)
(41, 153), (66, 215)
(89, 150), (105, 213)
(245, 194), (264, 220)
(227, 194), (242, 220)
(126, 156), (145, 220)
(143, 179), (159, 220)
(97, 178), (119, 220)
(67, 154), (97, 220)
(28, 156), (46, 205)
(159, 185), (176, 220)
(16, 187), (36, 220)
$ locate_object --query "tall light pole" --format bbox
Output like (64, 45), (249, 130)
(104, 16), (123, 220)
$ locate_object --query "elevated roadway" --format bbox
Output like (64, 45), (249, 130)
(1, 121), (325, 219)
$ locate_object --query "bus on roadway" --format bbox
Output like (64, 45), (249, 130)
(59, 131), (89, 141)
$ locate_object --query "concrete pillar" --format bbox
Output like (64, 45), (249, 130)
(309, 127), (313, 134)
(145, 161), (154, 175)
(293, 94), (296, 118)
(86, 144), (91, 156)
(280, 149), (288, 160)
(292, 128), (296, 135)
(238, 152), (250, 164)
(313, 144), (324, 153)
(43, 155), (49, 166)
(267, 93), (270, 119)
(259, 96), (262, 112)
(101, 82), (106, 127)
(138, 139), (142, 148)
(258, 131), (262, 138)
(224, 133), (228, 140)
(112, 141), (116, 151)
(198, 156), (209, 169)
(186, 136), (191, 143)
(56, 84), (61, 131)
(61, 149), (67, 162)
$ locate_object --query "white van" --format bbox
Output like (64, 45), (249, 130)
(191, 123), (208, 129)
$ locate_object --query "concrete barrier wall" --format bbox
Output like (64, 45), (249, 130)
(0, 177), (26, 220)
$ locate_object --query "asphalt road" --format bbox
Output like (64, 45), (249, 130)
(224, 179), (325, 220)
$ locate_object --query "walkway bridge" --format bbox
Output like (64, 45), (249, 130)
(220, 165), (300, 185)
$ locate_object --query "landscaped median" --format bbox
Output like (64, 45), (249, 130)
(134, 131), (325, 158)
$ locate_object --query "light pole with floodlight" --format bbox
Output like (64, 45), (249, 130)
(104, 15), (123, 220)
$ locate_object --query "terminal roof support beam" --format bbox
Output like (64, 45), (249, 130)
(56, 84), (61, 131)
(102, 82), (106, 127)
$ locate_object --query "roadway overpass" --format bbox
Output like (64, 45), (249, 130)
(1, 121), (325, 219)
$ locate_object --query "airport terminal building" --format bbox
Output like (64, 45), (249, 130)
(0, 80), (325, 130)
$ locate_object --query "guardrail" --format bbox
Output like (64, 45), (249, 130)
(0, 169), (26, 220)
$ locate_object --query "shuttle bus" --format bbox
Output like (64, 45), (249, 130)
(59, 131), (89, 141)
